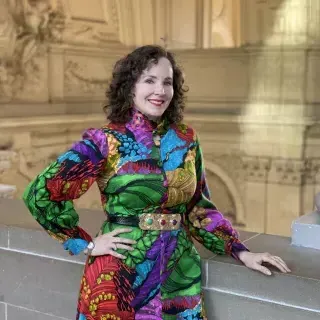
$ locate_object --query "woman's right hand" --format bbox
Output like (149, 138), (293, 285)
(90, 228), (136, 259)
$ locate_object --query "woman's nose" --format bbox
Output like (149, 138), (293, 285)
(154, 85), (165, 94)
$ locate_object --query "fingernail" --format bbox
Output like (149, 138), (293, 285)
(267, 271), (272, 276)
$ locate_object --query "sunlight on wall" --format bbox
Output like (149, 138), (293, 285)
(240, 0), (308, 159)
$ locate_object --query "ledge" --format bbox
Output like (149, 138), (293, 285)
(204, 233), (320, 319)
(1, 199), (320, 319)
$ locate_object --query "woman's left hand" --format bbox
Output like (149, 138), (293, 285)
(237, 251), (291, 276)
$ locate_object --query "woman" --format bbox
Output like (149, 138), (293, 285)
(23, 45), (290, 320)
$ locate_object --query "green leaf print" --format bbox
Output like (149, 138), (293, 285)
(105, 174), (164, 194)
(56, 213), (78, 228)
(35, 187), (48, 202)
(54, 204), (79, 228)
(105, 174), (165, 214)
(42, 161), (61, 179)
(36, 200), (51, 208)
(101, 222), (160, 268)
(35, 175), (46, 189)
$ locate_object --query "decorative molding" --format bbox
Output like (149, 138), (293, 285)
(64, 60), (109, 97)
(240, 156), (320, 186)
(0, 0), (65, 102)
(61, 0), (119, 46)
(304, 159), (320, 185)
(213, 154), (320, 187)
(268, 159), (306, 185)
(62, 22), (118, 45)
(241, 156), (271, 183)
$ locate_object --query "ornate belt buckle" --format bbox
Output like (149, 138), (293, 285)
(139, 213), (181, 231)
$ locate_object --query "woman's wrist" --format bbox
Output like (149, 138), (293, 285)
(237, 250), (250, 262)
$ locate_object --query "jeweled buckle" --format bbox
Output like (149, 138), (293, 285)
(138, 213), (181, 230)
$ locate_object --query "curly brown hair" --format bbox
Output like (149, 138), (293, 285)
(103, 45), (188, 124)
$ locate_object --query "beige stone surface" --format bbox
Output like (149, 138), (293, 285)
(1, 0), (320, 237)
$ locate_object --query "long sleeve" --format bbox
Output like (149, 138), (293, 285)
(186, 135), (248, 259)
(22, 128), (108, 255)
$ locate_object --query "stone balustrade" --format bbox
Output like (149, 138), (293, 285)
(0, 199), (320, 319)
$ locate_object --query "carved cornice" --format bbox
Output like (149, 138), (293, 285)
(241, 156), (271, 183)
(268, 159), (306, 185)
(304, 159), (320, 185)
(241, 157), (320, 186)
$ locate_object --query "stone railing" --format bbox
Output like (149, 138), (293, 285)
(0, 198), (320, 320)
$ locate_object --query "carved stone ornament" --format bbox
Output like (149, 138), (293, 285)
(241, 156), (320, 186)
(64, 60), (110, 97)
(0, 0), (65, 101)
(305, 159), (320, 185)
(268, 159), (306, 185)
(61, 0), (119, 45)
(0, 150), (18, 179)
(241, 156), (271, 183)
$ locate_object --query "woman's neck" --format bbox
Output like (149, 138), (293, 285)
(133, 107), (161, 123)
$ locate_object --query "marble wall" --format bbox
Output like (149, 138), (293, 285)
(1, 0), (320, 237)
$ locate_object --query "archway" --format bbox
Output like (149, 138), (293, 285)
(205, 160), (245, 226)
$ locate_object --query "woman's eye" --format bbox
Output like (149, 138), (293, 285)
(145, 79), (154, 84)
(165, 81), (173, 86)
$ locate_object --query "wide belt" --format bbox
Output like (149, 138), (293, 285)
(108, 213), (182, 231)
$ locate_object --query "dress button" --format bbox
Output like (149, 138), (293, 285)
(160, 219), (166, 226)
(172, 219), (177, 226)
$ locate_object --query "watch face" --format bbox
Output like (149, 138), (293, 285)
(87, 242), (94, 250)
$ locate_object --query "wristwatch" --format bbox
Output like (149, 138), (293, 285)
(84, 241), (95, 256)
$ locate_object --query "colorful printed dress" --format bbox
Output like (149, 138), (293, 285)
(23, 108), (248, 320)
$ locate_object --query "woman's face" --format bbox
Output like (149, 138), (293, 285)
(133, 57), (174, 121)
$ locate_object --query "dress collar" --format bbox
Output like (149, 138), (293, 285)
(128, 107), (169, 135)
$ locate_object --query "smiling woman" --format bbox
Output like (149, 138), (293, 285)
(132, 57), (174, 121)
(104, 45), (187, 125)
(22, 45), (290, 320)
